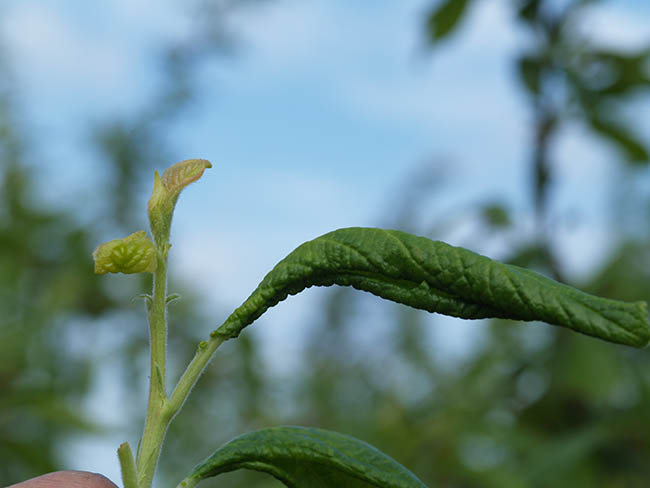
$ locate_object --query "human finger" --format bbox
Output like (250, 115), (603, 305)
(7, 470), (118, 488)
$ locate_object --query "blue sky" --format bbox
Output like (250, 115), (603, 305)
(2, 0), (650, 484)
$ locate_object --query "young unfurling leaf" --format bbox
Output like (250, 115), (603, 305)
(148, 159), (212, 246)
(93, 231), (156, 275)
(162, 159), (213, 200)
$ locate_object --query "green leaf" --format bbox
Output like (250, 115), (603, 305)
(517, 0), (540, 23)
(585, 49), (650, 97)
(166, 293), (181, 304)
(177, 426), (427, 488)
(92, 231), (157, 275)
(481, 202), (511, 228)
(426, 0), (473, 42)
(518, 54), (543, 95)
(214, 228), (649, 348)
(589, 116), (649, 164)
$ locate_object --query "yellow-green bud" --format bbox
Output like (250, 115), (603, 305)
(161, 159), (212, 198)
(147, 159), (212, 246)
(93, 231), (157, 275)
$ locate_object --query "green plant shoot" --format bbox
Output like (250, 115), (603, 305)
(92, 160), (650, 488)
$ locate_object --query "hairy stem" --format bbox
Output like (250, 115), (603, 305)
(136, 247), (171, 488)
(168, 335), (225, 416)
(120, 242), (225, 488)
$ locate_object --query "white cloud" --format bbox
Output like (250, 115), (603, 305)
(2, 4), (131, 95)
(110, 0), (191, 39)
(336, 0), (521, 123)
(0, 0), (195, 120)
(227, 0), (427, 80)
(230, 0), (336, 71)
(220, 0), (528, 189)
(578, 2), (650, 51)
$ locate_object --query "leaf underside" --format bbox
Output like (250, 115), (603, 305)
(214, 227), (649, 348)
(162, 158), (213, 194)
(179, 426), (427, 488)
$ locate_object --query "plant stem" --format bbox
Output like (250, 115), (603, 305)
(168, 335), (225, 416)
(136, 247), (171, 488)
(118, 442), (138, 488)
(123, 243), (227, 488)
(116, 237), (226, 488)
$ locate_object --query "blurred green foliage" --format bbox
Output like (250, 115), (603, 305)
(0, 89), (113, 479)
(292, 1), (650, 486)
(1, 1), (650, 487)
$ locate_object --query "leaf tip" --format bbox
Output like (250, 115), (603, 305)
(148, 160), (211, 245)
(162, 158), (212, 194)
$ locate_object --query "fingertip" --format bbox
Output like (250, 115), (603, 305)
(83, 472), (119, 488)
(8, 470), (119, 488)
